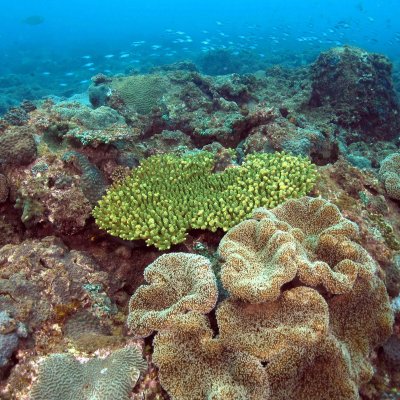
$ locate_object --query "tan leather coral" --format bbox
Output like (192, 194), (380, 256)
(127, 197), (393, 400)
(153, 317), (270, 400)
(217, 286), (329, 360)
(127, 253), (218, 337)
(218, 197), (375, 302)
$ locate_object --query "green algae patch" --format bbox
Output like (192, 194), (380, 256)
(93, 151), (317, 250)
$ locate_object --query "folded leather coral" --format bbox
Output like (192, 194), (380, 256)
(218, 196), (373, 302)
(127, 197), (393, 400)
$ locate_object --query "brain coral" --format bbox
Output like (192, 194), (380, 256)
(110, 74), (167, 114)
(30, 346), (146, 400)
(218, 197), (373, 302)
(127, 196), (393, 400)
(0, 127), (37, 166)
(127, 253), (218, 337)
(379, 153), (400, 200)
(93, 151), (317, 250)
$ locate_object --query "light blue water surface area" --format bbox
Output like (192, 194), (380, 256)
(0, 0), (399, 112)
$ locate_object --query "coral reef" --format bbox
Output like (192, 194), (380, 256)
(93, 151), (317, 249)
(30, 346), (146, 400)
(0, 44), (400, 399)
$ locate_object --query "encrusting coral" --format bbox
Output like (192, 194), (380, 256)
(30, 346), (146, 400)
(127, 196), (393, 400)
(218, 197), (374, 302)
(127, 253), (218, 337)
(62, 150), (107, 205)
(93, 151), (317, 250)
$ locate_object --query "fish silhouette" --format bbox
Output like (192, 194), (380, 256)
(21, 15), (45, 25)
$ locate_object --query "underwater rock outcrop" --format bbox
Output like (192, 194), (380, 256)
(13, 156), (93, 233)
(309, 46), (400, 141)
(0, 237), (110, 334)
(0, 311), (27, 378)
(0, 174), (9, 203)
(127, 196), (393, 400)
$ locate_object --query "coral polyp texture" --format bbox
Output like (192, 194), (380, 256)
(218, 197), (374, 302)
(153, 317), (270, 400)
(127, 196), (393, 400)
(30, 346), (146, 400)
(128, 253), (218, 337)
(216, 286), (329, 360)
(93, 151), (317, 250)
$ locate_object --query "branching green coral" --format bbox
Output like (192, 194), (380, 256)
(93, 151), (317, 250)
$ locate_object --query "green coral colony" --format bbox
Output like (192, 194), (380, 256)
(93, 151), (317, 250)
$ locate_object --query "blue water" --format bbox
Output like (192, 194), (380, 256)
(0, 0), (399, 112)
